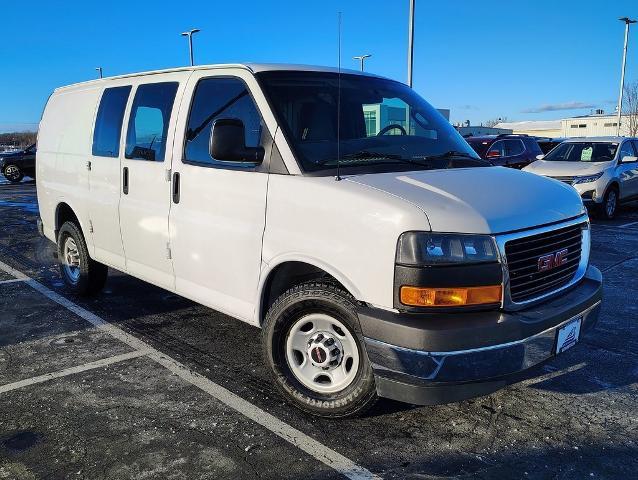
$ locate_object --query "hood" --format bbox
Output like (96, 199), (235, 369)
(345, 167), (585, 234)
(0, 150), (25, 159)
(523, 159), (609, 177)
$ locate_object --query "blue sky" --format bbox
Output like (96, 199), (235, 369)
(1, 0), (636, 132)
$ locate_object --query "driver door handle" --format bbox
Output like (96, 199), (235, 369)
(122, 167), (129, 195)
(172, 172), (180, 204)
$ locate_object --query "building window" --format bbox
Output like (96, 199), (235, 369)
(604, 122), (618, 127)
(364, 110), (377, 136)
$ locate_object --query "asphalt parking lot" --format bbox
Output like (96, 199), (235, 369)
(1, 179), (637, 480)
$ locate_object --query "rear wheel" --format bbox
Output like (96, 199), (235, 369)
(57, 221), (108, 295)
(262, 281), (377, 418)
(3, 164), (23, 183)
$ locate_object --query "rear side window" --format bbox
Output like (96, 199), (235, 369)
(184, 77), (263, 167)
(125, 82), (179, 162)
(504, 139), (525, 156)
(92, 86), (131, 157)
(487, 140), (504, 156)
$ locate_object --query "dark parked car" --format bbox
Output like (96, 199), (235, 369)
(0, 144), (36, 183)
(465, 134), (543, 169)
(535, 137), (566, 154)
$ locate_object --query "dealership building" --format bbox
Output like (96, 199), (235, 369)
(495, 111), (632, 138)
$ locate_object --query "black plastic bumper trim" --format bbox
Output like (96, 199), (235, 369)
(359, 265), (602, 352)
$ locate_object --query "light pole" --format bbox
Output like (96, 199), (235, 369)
(407, 0), (415, 87)
(95, 67), (103, 79)
(353, 54), (372, 71)
(181, 28), (201, 66)
(616, 17), (636, 136)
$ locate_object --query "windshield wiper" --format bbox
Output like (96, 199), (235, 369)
(318, 150), (434, 168)
(422, 150), (478, 161)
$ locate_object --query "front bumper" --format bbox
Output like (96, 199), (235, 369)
(359, 265), (602, 405)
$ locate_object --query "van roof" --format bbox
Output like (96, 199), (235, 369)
(54, 63), (385, 92)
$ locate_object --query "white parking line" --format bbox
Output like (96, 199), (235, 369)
(0, 259), (380, 480)
(0, 350), (150, 394)
(0, 278), (27, 285)
(619, 220), (638, 229)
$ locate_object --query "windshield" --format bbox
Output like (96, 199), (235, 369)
(544, 142), (618, 162)
(256, 71), (487, 174)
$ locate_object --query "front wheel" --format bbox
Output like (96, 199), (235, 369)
(599, 187), (618, 220)
(57, 221), (108, 295)
(3, 164), (24, 183)
(262, 281), (377, 418)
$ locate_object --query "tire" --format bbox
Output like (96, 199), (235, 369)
(3, 164), (23, 183)
(599, 186), (619, 220)
(262, 281), (378, 418)
(57, 221), (108, 295)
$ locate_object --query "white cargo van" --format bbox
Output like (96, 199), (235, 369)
(37, 64), (602, 417)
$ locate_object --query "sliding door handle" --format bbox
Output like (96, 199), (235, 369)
(122, 167), (129, 195)
(172, 172), (180, 204)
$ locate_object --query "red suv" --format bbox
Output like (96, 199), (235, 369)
(465, 134), (543, 169)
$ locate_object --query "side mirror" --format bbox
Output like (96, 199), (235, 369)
(536, 154), (545, 160)
(486, 150), (501, 159)
(621, 155), (637, 163)
(209, 118), (264, 163)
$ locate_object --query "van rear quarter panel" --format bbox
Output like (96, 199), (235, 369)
(38, 86), (101, 243)
(261, 175), (430, 312)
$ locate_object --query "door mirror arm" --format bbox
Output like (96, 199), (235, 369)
(209, 118), (264, 163)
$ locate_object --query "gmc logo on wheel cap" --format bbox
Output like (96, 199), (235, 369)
(538, 248), (569, 272)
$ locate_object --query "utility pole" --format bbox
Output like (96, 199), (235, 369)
(353, 54), (372, 71)
(181, 28), (201, 66)
(407, 0), (415, 87)
(617, 17), (636, 136)
(95, 67), (103, 79)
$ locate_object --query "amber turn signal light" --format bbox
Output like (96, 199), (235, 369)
(400, 285), (502, 307)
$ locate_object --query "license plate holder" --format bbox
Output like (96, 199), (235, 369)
(556, 317), (582, 354)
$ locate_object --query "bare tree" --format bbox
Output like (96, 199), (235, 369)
(484, 117), (508, 128)
(0, 131), (37, 149)
(622, 81), (638, 136)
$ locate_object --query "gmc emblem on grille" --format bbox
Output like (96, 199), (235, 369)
(538, 248), (569, 272)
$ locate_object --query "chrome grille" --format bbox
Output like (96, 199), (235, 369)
(549, 176), (576, 185)
(505, 223), (583, 302)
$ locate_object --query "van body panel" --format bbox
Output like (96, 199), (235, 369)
(37, 86), (102, 245)
(261, 174), (430, 313)
(167, 68), (276, 322)
(87, 80), (135, 270)
(118, 72), (191, 290)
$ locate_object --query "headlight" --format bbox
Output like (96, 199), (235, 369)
(573, 172), (603, 184)
(396, 232), (499, 266)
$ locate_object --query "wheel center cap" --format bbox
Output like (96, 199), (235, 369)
(307, 332), (343, 369)
(310, 346), (327, 364)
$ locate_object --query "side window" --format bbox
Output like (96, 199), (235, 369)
(487, 140), (504, 157)
(125, 82), (178, 162)
(92, 86), (131, 157)
(619, 141), (636, 161)
(632, 141), (638, 159)
(184, 77), (263, 166)
(504, 139), (525, 156)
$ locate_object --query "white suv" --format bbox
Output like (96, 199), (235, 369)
(524, 137), (638, 219)
(36, 64), (602, 417)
